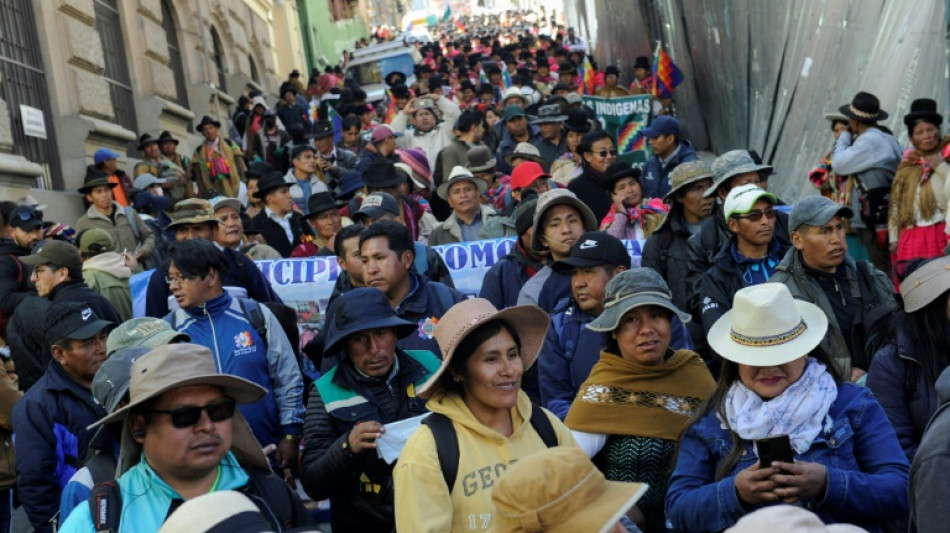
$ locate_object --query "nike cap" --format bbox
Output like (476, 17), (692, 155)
(552, 231), (632, 272)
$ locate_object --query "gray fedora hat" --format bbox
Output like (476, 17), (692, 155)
(587, 268), (691, 332)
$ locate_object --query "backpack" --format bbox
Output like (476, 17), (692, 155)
(853, 260), (899, 369)
(87, 467), (301, 533)
(421, 403), (558, 492)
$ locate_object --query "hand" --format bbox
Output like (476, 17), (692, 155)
(133, 249), (145, 262)
(121, 252), (139, 271)
(734, 462), (781, 505)
(348, 421), (385, 454)
(612, 193), (627, 215)
(274, 437), (300, 487)
(404, 97), (416, 115)
(850, 367), (867, 383)
(770, 461), (827, 502)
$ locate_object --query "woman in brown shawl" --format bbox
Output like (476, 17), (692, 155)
(888, 98), (950, 280)
(565, 268), (715, 533)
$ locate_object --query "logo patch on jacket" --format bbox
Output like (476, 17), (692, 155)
(234, 331), (253, 349)
(418, 317), (438, 339)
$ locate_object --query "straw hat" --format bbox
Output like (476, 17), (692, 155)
(489, 447), (647, 533)
(417, 299), (550, 399)
(899, 255), (950, 312)
(725, 505), (869, 533)
(157, 491), (276, 533)
(437, 166), (488, 200)
(708, 284), (828, 367)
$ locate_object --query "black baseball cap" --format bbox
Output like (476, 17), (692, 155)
(9, 206), (43, 231)
(552, 232), (632, 272)
(45, 301), (114, 347)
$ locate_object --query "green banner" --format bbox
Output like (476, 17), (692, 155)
(582, 95), (653, 168)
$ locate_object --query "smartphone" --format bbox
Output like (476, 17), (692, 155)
(755, 435), (794, 467)
(416, 98), (434, 109)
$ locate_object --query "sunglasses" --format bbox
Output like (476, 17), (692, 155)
(733, 209), (777, 222)
(595, 149), (618, 158)
(147, 398), (236, 428)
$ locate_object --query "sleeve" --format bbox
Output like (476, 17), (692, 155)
(911, 452), (950, 532)
(390, 110), (410, 134)
(640, 233), (664, 277)
(393, 426), (455, 533)
(144, 268), (171, 318)
(58, 473), (92, 531)
(887, 171), (904, 244)
(602, 212), (628, 238)
(13, 398), (61, 533)
(665, 422), (747, 532)
(670, 316), (695, 351)
(0, 256), (33, 316)
(571, 431), (608, 457)
(696, 273), (727, 338)
(299, 386), (362, 501)
(817, 389), (910, 521)
(684, 233), (709, 318)
(477, 263), (505, 309)
(866, 346), (918, 460)
(831, 131), (873, 176)
(263, 307), (305, 434)
(55, 500), (95, 533)
(538, 315), (575, 420)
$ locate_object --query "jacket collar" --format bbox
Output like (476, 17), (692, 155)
(396, 272), (429, 314)
(46, 359), (93, 396)
(85, 202), (123, 221)
(184, 291), (232, 317)
(333, 349), (428, 391)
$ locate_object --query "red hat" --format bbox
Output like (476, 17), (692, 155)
(510, 161), (551, 190)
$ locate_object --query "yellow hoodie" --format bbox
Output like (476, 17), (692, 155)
(394, 390), (577, 532)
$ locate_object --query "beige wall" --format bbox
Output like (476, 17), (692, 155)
(0, 0), (306, 223)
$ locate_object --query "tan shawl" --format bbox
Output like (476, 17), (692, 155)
(565, 349), (715, 441)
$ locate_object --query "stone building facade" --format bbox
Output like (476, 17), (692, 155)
(0, 0), (305, 222)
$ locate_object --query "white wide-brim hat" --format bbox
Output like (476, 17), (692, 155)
(708, 284), (828, 367)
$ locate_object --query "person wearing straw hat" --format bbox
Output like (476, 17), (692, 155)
(868, 256), (950, 461)
(642, 160), (715, 355)
(56, 344), (311, 533)
(771, 195), (895, 383)
(429, 166), (495, 246)
(725, 505), (871, 533)
(887, 98), (950, 276)
(300, 288), (440, 533)
(563, 268), (713, 532)
(489, 447), (647, 533)
(393, 298), (576, 533)
(829, 91), (902, 275)
(666, 283), (909, 533)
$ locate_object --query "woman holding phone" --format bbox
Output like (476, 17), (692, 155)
(665, 284), (909, 533)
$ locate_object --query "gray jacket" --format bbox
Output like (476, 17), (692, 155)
(910, 367), (950, 532)
(769, 249), (893, 376)
(428, 204), (496, 246)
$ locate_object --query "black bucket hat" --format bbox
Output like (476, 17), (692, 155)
(323, 287), (418, 356)
(78, 169), (117, 194)
(137, 133), (159, 151)
(562, 109), (592, 133)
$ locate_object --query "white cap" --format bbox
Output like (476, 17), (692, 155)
(723, 184), (777, 220)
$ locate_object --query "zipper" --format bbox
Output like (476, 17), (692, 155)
(204, 303), (223, 371)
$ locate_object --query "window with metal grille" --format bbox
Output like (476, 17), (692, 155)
(0, 0), (63, 188)
(161, 0), (189, 109)
(210, 27), (227, 92)
(94, 0), (137, 133)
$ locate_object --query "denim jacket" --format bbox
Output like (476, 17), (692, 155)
(666, 383), (909, 533)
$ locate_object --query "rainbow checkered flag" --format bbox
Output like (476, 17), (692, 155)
(383, 89), (398, 124)
(328, 105), (343, 144)
(652, 43), (683, 98)
(581, 56), (595, 95)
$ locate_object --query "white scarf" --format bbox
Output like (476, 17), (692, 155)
(719, 358), (838, 455)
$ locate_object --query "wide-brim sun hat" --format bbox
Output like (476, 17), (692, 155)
(489, 447), (647, 533)
(323, 287), (420, 357)
(437, 166), (488, 200)
(417, 298), (550, 399)
(705, 150), (774, 197)
(708, 284), (828, 367)
(664, 160), (715, 203)
(899, 255), (950, 312)
(588, 268), (692, 332)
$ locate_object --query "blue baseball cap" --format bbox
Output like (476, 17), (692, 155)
(639, 115), (681, 139)
(93, 148), (122, 166)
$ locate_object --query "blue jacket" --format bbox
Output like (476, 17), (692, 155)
(12, 362), (107, 533)
(666, 383), (910, 533)
(640, 141), (698, 200)
(536, 269), (572, 313)
(496, 125), (543, 175)
(867, 328), (937, 461)
(539, 298), (696, 420)
(166, 293), (304, 446)
(393, 272), (467, 354)
(145, 246), (282, 318)
(478, 243), (542, 310)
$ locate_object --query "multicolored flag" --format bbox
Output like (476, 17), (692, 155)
(328, 105), (343, 144)
(502, 68), (512, 89)
(383, 89), (398, 124)
(579, 56), (595, 95)
(441, 5), (451, 22)
(652, 43), (683, 98)
(479, 69), (489, 84)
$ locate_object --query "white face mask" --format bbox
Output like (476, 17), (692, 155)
(150, 186), (164, 197)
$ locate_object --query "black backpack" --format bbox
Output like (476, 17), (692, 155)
(421, 403), (559, 492)
(852, 261), (899, 369)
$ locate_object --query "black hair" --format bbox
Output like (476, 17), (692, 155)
(291, 144), (316, 160)
(578, 129), (614, 163)
(684, 345), (843, 480)
(904, 291), (950, 387)
(342, 115), (361, 132)
(830, 119), (848, 132)
(164, 239), (229, 280)
(455, 109), (483, 133)
(334, 224), (365, 259)
(443, 319), (522, 395)
(358, 219), (414, 263)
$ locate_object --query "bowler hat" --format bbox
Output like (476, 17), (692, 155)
(903, 98), (943, 129)
(634, 56), (651, 69)
(602, 161), (642, 192)
(157, 131), (179, 145)
(838, 91), (888, 123)
(362, 158), (406, 189)
(137, 133), (159, 151)
(385, 71), (408, 87)
(307, 192), (345, 217)
(78, 170), (117, 194)
(196, 115), (221, 132)
(466, 145), (497, 173)
(323, 288), (418, 357)
(504, 142), (547, 168)
(253, 171), (291, 199)
(605, 65), (620, 76)
(312, 120), (335, 139)
(563, 109), (592, 133)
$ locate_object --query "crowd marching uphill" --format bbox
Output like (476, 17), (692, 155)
(1, 8), (950, 533)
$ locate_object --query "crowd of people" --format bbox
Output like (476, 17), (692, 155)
(0, 8), (949, 533)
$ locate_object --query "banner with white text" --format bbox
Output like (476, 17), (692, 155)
(582, 94), (653, 168)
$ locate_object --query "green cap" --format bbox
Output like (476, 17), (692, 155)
(106, 317), (191, 355)
(20, 240), (82, 270)
(78, 228), (115, 255)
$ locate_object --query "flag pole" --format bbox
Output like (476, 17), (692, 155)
(652, 40), (661, 98)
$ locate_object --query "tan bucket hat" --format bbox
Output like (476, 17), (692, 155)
(489, 447), (647, 533)
(166, 198), (220, 229)
(663, 160), (714, 203)
(88, 343), (270, 474)
(899, 255), (950, 312)
(708, 284), (828, 367)
(417, 298), (550, 399)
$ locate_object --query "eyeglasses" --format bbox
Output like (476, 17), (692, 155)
(164, 274), (196, 286)
(733, 209), (777, 222)
(595, 149), (618, 158)
(147, 398), (236, 428)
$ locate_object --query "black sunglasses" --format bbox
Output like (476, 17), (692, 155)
(733, 209), (777, 222)
(147, 398), (236, 428)
(595, 149), (617, 158)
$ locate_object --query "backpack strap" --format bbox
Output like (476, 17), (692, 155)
(421, 412), (460, 492)
(238, 298), (268, 350)
(87, 480), (122, 533)
(240, 468), (297, 531)
(528, 403), (558, 448)
(85, 452), (118, 487)
(123, 206), (141, 243)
